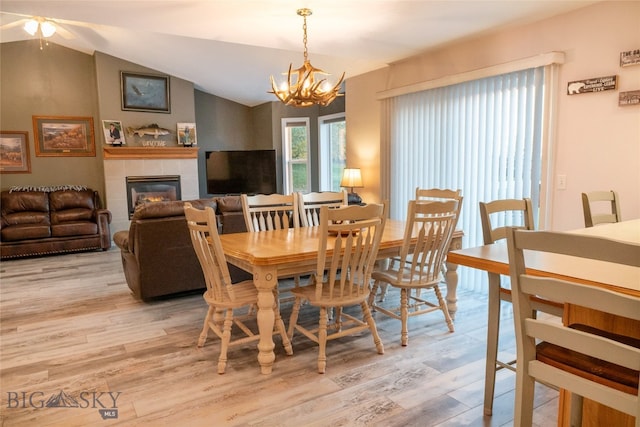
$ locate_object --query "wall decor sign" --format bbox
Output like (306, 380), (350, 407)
(619, 90), (640, 107)
(567, 75), (617, 95)
(620, 49), (640, 67)
(0, 131), (31, 173)
(121, 72), (171, 113)
(177, 123), (197, 146)
(101, 120), (126, 145)
(33, 116), (96, 157)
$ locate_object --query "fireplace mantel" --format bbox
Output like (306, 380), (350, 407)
(103, 146), (199, 160)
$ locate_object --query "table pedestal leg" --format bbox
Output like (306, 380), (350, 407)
(445, 261), (459, 319)
(254, 268), (277, 374)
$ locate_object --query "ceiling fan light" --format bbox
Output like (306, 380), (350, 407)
(24, 19), (39, 36)
(40, 21), (56, 38)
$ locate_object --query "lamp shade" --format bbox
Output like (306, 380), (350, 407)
(23, 19), (39, 36)
(340, 168), (363, 189)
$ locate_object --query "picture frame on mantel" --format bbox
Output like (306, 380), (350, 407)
(177, 122), (197, 146)
(33, 116), (96, 157)
(121, 71), (171, 113)
(0, 131), (31, 173)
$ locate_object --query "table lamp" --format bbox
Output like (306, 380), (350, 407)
(340, 168), (364, 205)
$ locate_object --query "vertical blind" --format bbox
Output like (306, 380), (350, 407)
(382, 66), (546, 292)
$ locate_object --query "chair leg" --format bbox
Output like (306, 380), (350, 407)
(361, 301), (384, 354)
(569, 393), (583, 427)
(334, 307), (343, 331)
(400, 288), (409, 346)
(273, 300), (293, 356)
(369, 280), (381, 308)
(513, 369), (535, 427)
(317, 307), (329, 374)
(484, 273), (502, 416)
(378, 282), (389, 302)
(434, 284), (454, 332)
(198, 306), (215, 347)
(217, 308), (234, 374)
(288, 297), (302, 339)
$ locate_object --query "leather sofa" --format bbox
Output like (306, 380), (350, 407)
(113, 196), (250, 301)
(1, 188), (112, 259)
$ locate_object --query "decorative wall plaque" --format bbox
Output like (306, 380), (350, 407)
(567, 75), (617, 95)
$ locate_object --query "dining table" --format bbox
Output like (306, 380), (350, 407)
(218, 219), (463, 374)
(447, 218), (640, 426)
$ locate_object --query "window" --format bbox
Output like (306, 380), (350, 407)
(282, 118), (310, 194)
(318, 113), (346, 191)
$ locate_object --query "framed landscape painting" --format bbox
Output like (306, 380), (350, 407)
(0, 131), (31, 173)
(33, 116), (96, 157)
(121, 72), (171, 113)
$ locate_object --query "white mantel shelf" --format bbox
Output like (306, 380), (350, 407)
(103, 146), (199, 160)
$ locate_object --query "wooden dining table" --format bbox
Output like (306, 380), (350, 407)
(447, 218), (640, 426)
(219, 219), (463, 374)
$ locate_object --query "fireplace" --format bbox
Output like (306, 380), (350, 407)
(126, 175), (181, 218)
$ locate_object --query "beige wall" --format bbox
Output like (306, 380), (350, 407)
(346, 1), (640, 231)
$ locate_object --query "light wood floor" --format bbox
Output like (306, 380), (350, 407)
(0, 248), (558, 426)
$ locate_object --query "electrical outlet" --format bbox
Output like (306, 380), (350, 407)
(557, 174), (567, 190)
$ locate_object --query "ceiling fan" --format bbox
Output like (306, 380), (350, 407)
(0, 12), (80, 48)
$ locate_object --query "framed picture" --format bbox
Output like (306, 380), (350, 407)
(121, 72), (171, 113)
(101, 120), (126, 145)
(177, 122), (197, 146)
(33, 116), (96, 157)
(620, 49), (640, 67)
(0, 131), (31, 173)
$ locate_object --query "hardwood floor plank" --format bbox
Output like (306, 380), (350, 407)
(0, 248), (558, 426)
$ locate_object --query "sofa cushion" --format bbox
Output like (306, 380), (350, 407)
(1, 224), (51, 241)
(1, 191), (50, 219)
(217, 196), (243, 213)
(51, 222), (98, 237)
(132, 199), (217, 220)
(49, 190), (96, 224)
(52, 208), (94, 223)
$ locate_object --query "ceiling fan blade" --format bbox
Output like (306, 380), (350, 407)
(54, 24), (75, 40)
(0, 19), (27, 31)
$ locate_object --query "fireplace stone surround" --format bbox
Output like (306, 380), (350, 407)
(103, 147), (199, 238)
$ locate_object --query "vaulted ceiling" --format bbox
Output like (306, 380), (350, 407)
(0, 1), (598, 107)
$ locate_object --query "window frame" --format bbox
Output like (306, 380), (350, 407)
(281, 117), (311, 194)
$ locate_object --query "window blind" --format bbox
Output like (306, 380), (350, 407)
(382, 66), (547, 292)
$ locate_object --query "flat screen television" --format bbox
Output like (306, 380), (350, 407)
(205, 150), (277, 195)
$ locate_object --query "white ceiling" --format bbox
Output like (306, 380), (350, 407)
(0, 1), (598, 107)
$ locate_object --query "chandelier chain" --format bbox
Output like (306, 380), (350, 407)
(302, 14), (308, 62)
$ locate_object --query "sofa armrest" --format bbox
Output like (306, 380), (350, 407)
(96, 209), (112, 249)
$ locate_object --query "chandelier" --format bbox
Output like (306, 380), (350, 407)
(269, 8), (344, 107)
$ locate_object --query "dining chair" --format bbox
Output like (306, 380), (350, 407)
(369, 200), (458, 345)
(287, 202), (388, 373)
(415, 187), (464, 228)
(376, 188), (463, 303)
(241, 193), (300, 232)
(506, 228), (640, 427)
(183, 202), (293, 374)
(478, 197), (563, 416)
(297, 190), (348, 227)
(241, 192), (302, 298)
(581, 190), (621, 227)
